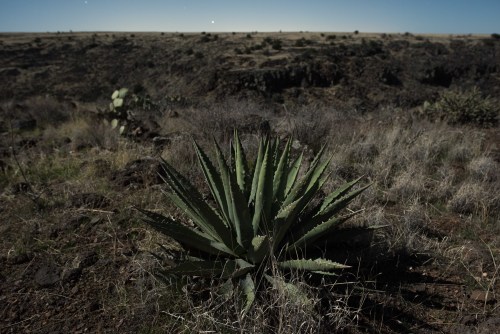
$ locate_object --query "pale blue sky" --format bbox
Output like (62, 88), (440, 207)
(0, 0), (499, 34)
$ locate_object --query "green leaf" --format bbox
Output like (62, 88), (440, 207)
(193, 141), (231, 226)
(228, 171), (253, 249)
(282, 145), (326, 208)
(284, 152), (303, 197)
(264, 275), (313, 306)
(138, 208), (237, 257)
(225, 259), (255, 279)
(249, 138), (265, 205)
(272, 138), (292, 203)
(287, 211), (361, 252)
(278, 258), (350, 271)
(233, 130), (250, 194)
(313, 183), (371, 223)
(113, 98), (124, 108)
(160, 159), (242, 254)
(319, 176), (363, 213)
(213, 140), (235, 225)
(118, 87), (129, 98)
(247, 235), (270, 264)
(239, 273), (255, 317)
(251, 140), (273, 234)
(272, 180), (321, 251)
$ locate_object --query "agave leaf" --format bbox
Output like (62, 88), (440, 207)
(193, 141), (231, 226)
(278, 258), (350, 271)
(251, 140), (273, 234)
(319, 176), (363, 213)
(282, 145), (326, 208)
(239, 273), (255, 317)
(311, 271), (340, 276)
(225, 259), (255, 279)
(228, 171), (253, 249)
(247, 235), (270, 264)
(160, 160), (243, 254)
(213, 140), (235, 225)
(233, 130), (249, 194)
(272, 180), (321, 251)
(313, 183), (371, 223)
(249, 138), (265, 205)
(264, 274), (313, 307)
(271, 138), (280, 169)
(272, 138), (292, 202)
(218, 278), (234, 299)
(287, 211), (361, 252)
(138, 208), (237, 257)
(305, 155), (331, 192)
(284, 152), (303, 197)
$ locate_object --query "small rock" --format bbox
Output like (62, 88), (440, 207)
(61, 267), (82, 282)
(35, 263), (60, 287)
(470, 290), (496, 304)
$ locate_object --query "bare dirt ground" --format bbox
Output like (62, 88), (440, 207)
(0, 32), (499, 333)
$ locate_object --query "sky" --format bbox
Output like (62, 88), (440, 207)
(0, 0), (499, 34)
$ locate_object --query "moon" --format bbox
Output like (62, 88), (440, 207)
(211, 20), (215, 24)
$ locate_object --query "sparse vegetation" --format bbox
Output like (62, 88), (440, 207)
(423, 87), (499, 126)
(0, 31), (499, 334)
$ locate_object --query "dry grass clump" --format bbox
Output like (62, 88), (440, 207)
(24, 96), (75, 127)
(447, 182), (498, 216)
(153, 270), (359, 333)
(468, 156), (498, 182)
(389, 164), (428, 202)
(69, 119), (121, 151)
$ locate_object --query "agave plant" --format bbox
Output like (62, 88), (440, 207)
(139, 132), (370, 312)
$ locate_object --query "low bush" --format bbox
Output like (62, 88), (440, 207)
(423, 87), (498, 126)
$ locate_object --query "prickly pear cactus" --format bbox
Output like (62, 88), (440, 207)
(105, 88), (131, 135)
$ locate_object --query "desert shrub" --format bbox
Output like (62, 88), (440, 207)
(295, 38), (311, 47)
(139, 133), (373, 313)
(491, 33), (500, 40)
(468, 156), (498, 182)
(194, 51), (204, 59)
(423, 87), (499, 126)
(271, 39), (283, 50)
(448, 182), (486, 215)
(25, 96), (72, 128)
(70, 119), (120, 151)
(200, 35), (210, 43)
